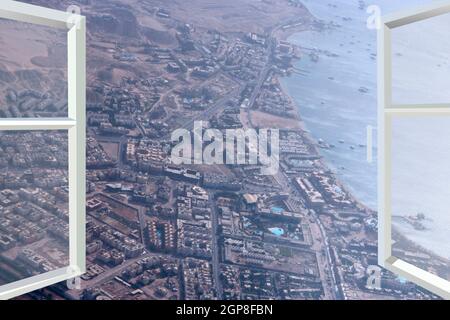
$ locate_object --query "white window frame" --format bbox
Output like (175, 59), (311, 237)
(0, 1), (85, 300)
(378, 1), (450, 299)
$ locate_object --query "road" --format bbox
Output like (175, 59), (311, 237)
(196, 28), (339, 299)
(136, 207), (147, 245)
(312, 210), (342, 299)
(208, 193), (223, 299)
(255, 34), (340, 296)
(271, 167), (338, 299)
(71, 251), (177, 297)
(180, 87), (242, 130)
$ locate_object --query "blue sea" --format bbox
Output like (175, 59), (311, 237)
(282, 0), (450, 259)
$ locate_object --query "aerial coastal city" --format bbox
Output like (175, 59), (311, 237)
(0, 0), (448, 300)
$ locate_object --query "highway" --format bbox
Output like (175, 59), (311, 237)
(208, 193), (223, 299)
(180, 86), (242, 130)
(272, 167), (338, 299)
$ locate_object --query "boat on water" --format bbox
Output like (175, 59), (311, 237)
(400, 213), (429, 231)
(318, 138), (332, 149)
(358, 1), (366, 10)
(359, 86), (369, 93)
(309, 52), (319, 63)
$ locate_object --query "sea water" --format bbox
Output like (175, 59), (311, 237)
(282, 0), (450, 259)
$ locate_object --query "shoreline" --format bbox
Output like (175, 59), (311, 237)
(273, 22), (376, 215)
(267, 17), (449, 275)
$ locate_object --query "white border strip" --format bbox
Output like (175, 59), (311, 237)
(68, 16), (86, 274)
(0, 118), (76, 130)
(0, 0), (76, 29)
(0, 267), (82, 300)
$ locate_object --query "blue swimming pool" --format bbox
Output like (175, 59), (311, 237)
(271, 207), (284, 214)
(268, 227), (285, 236)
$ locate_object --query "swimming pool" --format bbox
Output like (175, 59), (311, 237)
(271, 207), (284, 214)
(268, 227), (285, 236)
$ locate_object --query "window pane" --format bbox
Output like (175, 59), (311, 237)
(0, 18), (68, 118)
(391, 12), (450, 105)
(390, 115), (450, 281)
(0, 130), (69, 286)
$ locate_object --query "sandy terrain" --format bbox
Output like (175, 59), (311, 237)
(0, 16), (67, 107)
(248, 110), (302, 130)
